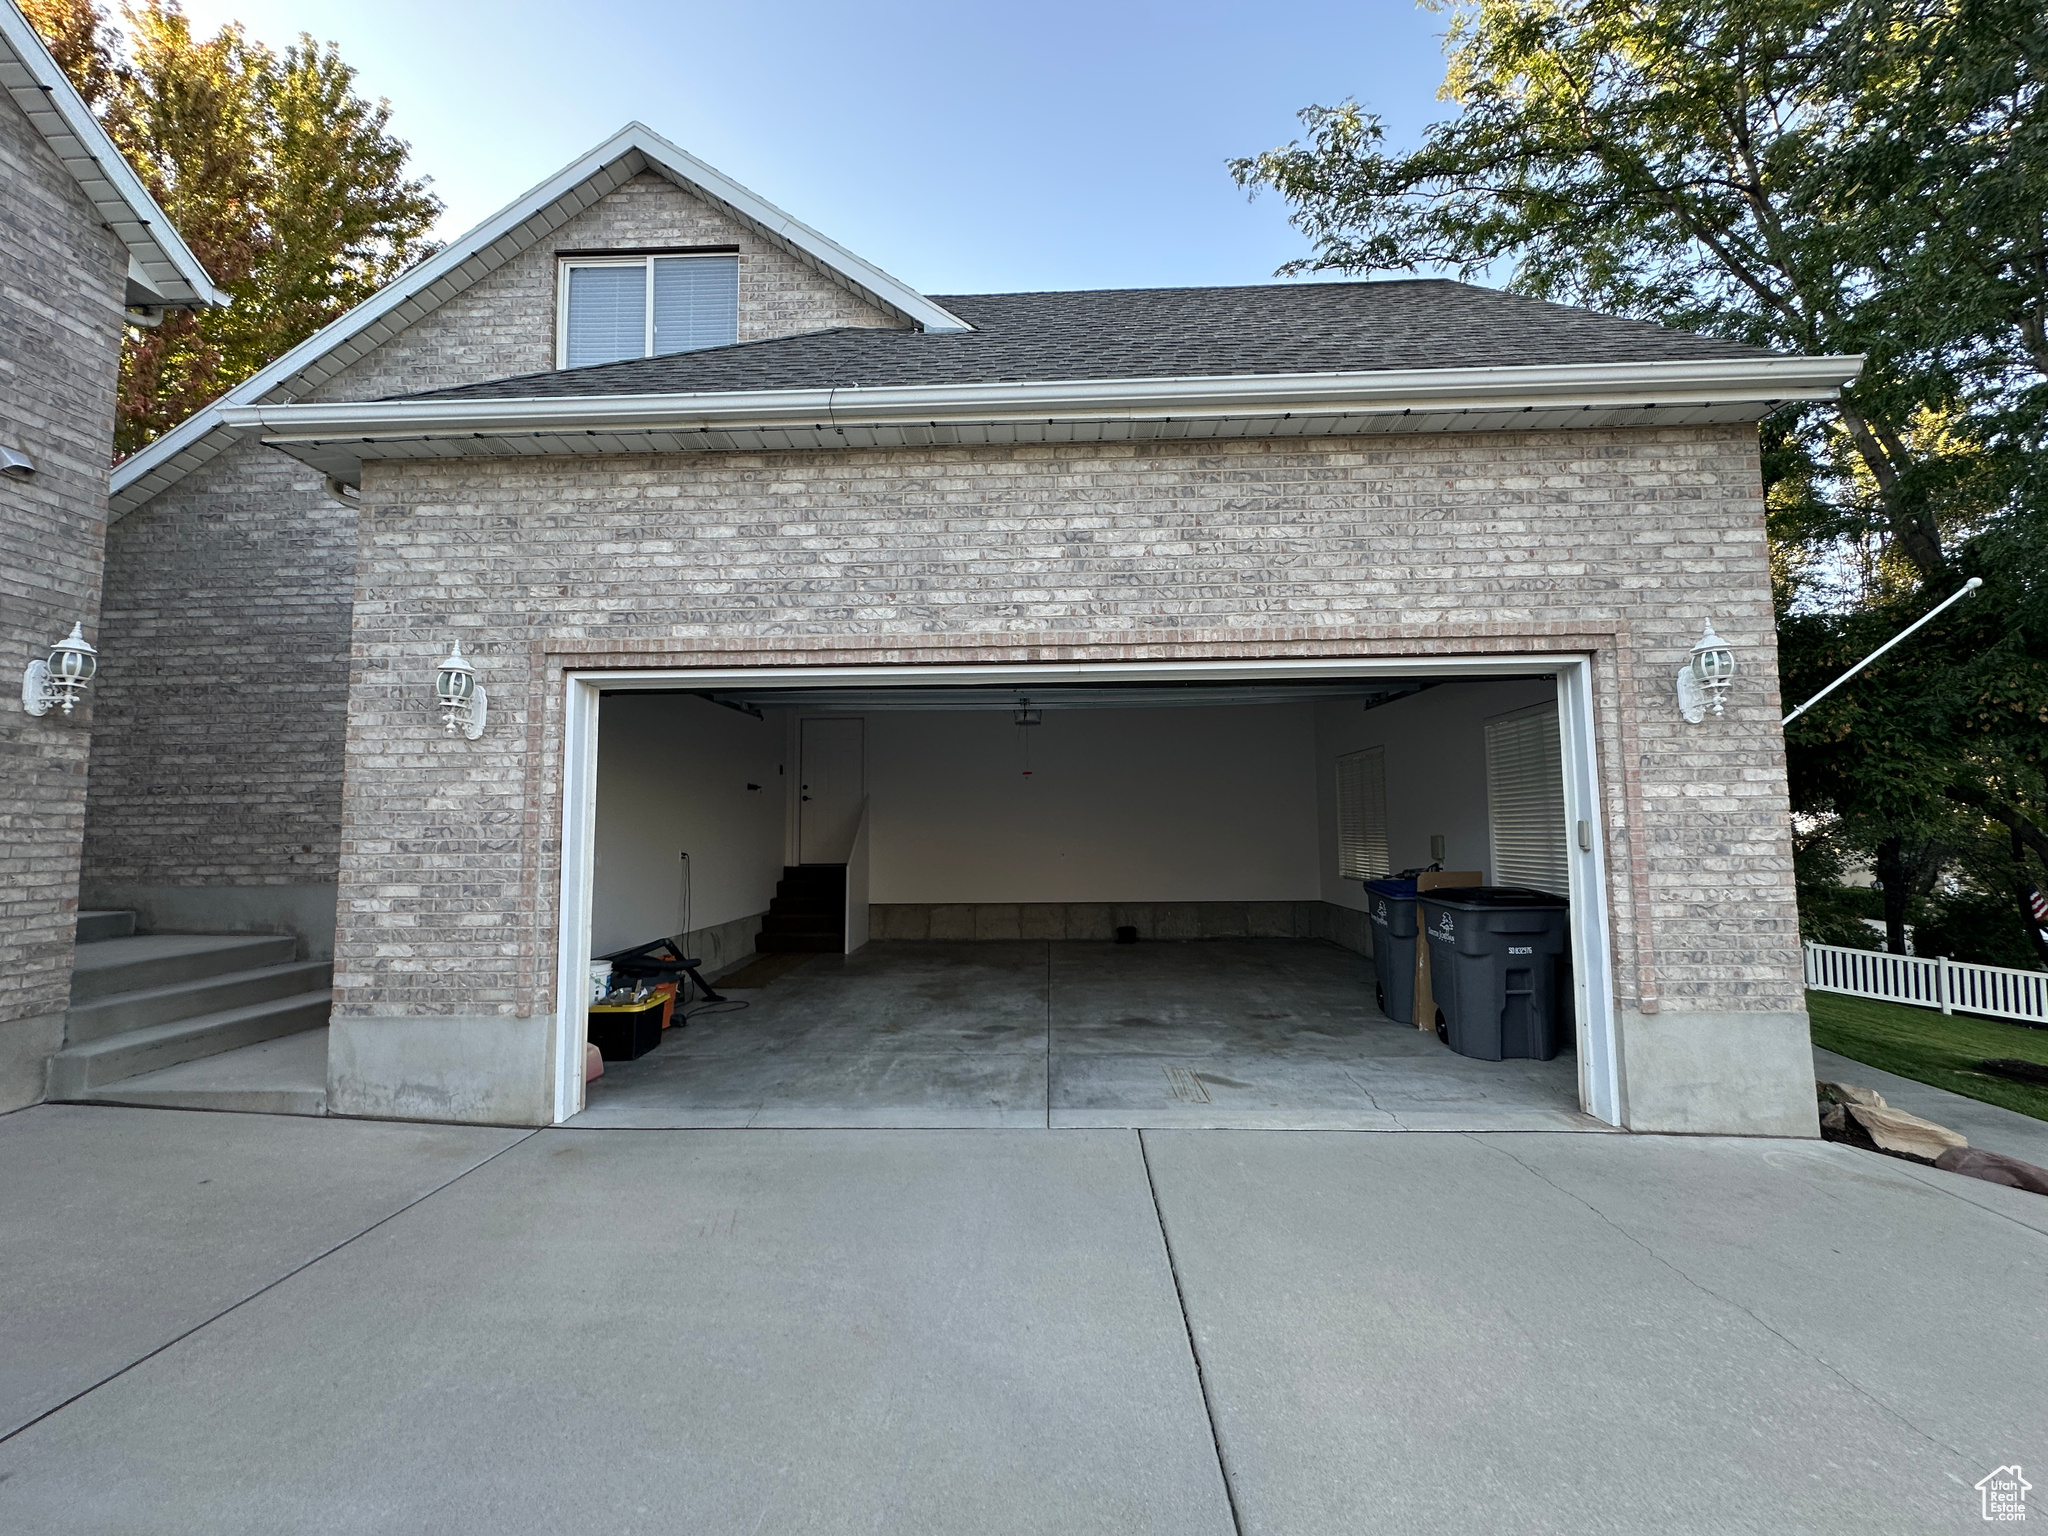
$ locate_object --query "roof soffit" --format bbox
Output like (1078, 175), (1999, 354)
(0, 0), (223, 306)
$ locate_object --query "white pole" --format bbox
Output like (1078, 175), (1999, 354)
(1783, 578), (1982, 725)
(1938, 954), (1951, 1014)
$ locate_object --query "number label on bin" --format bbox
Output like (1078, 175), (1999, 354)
(1509, 946), (1533, 955)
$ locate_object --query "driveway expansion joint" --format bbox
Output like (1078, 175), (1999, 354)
(1138, 1129), (1245, 1536)
(0, 1126), (542, 1448)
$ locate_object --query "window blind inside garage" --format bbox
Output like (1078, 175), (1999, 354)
(1336, 747), (1389, 880)
(1485, 704), (1569, 895)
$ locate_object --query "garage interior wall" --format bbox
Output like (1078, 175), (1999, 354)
(1315, 679), (1558, 915)
(591, 694), (786, 960)
(866, 704), (1322, 903)
(590, 682), (1562, 962)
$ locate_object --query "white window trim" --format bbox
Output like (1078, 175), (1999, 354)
(555, 253), (737, 369)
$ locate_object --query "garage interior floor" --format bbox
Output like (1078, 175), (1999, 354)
(570, 939), (1598, 1131)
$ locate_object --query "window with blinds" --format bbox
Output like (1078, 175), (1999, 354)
(1485, 703), (1569, 895)
(562, 263), (647, 368)
(560, 254), (739, 368)
(1336, 746), (1390, 880)
(652, 256), (739, 355)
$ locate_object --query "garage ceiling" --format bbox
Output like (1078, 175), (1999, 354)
(662, 677), (1541, 713)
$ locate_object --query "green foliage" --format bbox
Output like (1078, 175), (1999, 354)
(1916, 888), (2043, 969)
(1807, 989), (2048, 1121)
(1234, 0), (2048, 967)
(1793, 827), (1885, 946)
(24, 0), (441, 454)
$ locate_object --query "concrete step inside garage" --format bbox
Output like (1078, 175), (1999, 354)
(756, 865), (846, 952)
(578, 668), (1608, 1131)
(47, 912), (331, 1114)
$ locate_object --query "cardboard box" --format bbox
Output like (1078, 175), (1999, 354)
(1413, 871), (1482, 1031)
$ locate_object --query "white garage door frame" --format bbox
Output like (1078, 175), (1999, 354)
(553, 655), (1620, 1126)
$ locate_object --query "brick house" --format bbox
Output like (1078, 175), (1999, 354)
(0, 2), (222, 1112)
(72, 123), (1856, 1134)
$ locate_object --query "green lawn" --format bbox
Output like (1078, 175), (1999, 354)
(1807, 989), (2048, 1123)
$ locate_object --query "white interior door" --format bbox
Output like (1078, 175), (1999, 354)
(798, 718), (865, 864)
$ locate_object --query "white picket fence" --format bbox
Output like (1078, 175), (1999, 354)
(1804, 941), (2048, 1026)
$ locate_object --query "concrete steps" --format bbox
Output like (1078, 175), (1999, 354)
(46, 916), (331, 1112)
(69, 934), (299, 1002)
(81, 1027), (328, 1115)
(47, 990), (334, 1098)
(64, 960), (333, 1044)
(76, 909), (136, 943)
(757, 866), (846, 954)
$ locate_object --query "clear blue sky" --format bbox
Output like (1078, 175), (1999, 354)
(171, 0), (1461, 296)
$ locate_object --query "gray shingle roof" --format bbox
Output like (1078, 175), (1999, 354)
(393, 280), (1774, 403)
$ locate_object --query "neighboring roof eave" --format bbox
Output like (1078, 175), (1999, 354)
(0, 0), (224, 307)
(220, 352), (1864, 483)
(110, 119), (968, 518)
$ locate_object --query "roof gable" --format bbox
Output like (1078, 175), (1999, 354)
(110, 121), (967, 516)
(0, 0), (222, 307)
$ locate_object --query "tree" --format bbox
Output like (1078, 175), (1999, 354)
(24, 0), (442, 455)
(1233, 0), (2048, 964)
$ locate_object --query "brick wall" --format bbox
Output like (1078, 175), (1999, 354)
(0, 87), (126, 1027)
(311, 172), (903, 402)
(333, 426), (1799, 1024)
(85, 168), (903, 893)
(82, 448), (356, 888)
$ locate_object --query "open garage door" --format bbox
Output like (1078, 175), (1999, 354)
(554, 657), (1619, 1129)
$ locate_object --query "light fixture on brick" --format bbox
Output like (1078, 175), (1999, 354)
(21, 622), (97, 717)
(1676, 621), (1736, 723)
(435, 642), (488, 739)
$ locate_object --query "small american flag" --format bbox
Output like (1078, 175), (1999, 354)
(2032, 885), (2048, 925)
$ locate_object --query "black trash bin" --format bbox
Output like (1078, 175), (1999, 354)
(1362, 877), (1420, 1023)
(1418, 887), (1571, 1061)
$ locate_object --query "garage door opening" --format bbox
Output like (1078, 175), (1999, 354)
(555, 660), (1619, 1130)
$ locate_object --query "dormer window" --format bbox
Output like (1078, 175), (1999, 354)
(557, 250), (739, 368)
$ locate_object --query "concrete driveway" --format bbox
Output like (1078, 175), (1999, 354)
(1, 1105), (2042, 1534)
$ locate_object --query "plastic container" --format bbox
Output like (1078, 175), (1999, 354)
(1362, 877), (1420, 1023)
(1418, 887), (1571, 1061)
(587, 996), (666, 1061)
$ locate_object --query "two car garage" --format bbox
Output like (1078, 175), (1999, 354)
(561, 657), (1619, 1130)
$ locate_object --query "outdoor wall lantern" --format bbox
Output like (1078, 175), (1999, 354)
(21, 623), (97, 717)
(1676, 621), (1736, 723)
(435, 642), (488, 739)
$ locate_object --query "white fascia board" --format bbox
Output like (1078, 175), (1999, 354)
(0, 1), (224, 306)
(619, 123), (970, 334)
(220, 354), (1863, 445)
(110, 120), (966, 513)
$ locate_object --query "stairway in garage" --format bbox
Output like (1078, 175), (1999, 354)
(755, 865), (847, 953)
(46, 910), (331, 1114)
